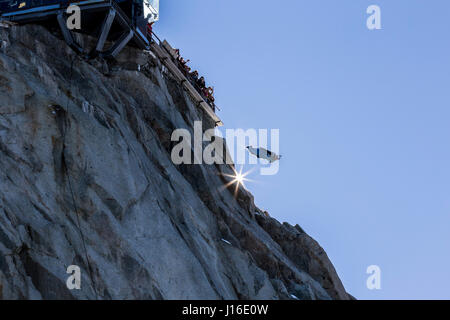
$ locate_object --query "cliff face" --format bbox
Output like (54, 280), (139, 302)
(0, 24), (350, 300)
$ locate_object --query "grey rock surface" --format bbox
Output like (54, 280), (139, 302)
(0, 24), (350, 300)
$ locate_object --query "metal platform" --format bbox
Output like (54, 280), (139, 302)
(150, 38), (224, 127)
(0, 0), (222, 126)
(0, 0), (150, 58)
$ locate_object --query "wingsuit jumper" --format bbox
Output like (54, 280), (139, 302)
(246, 146), (281, 163)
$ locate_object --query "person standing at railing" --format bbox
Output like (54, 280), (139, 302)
(174, 49), (180, 60)
(206, 87), (216, 110)
(197, 76), (206, 89)
(146, 22), (154, 42)
(189, 70), (199, 83)
(177, 57), (190, 76)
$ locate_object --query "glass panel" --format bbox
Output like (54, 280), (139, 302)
(143, 0), (158, 22)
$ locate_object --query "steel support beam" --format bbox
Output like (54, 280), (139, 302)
(95, 8), (116, 52)
(56, 11), (83, 54)
(101, 29), (133, 58)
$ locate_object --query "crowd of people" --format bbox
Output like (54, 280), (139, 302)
(173, 49), (216, 111)
(145, 26), (217, 111)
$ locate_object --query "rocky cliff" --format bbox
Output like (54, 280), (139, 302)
(0, 24), (350, 300)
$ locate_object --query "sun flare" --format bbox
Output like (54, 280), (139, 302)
(235, 172), (245, 184)
(221, 166), (255, 197)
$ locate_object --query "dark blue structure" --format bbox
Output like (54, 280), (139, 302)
(0, 0), (157, 58)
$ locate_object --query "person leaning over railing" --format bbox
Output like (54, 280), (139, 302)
(189, 70), (199, 83)
(178, 56), (190, 75)
(183, 64), (191, 75)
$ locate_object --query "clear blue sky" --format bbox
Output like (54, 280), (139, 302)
(154, 0), (450, 299)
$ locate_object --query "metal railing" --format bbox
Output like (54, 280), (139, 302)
(151, 31), (219, 112)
